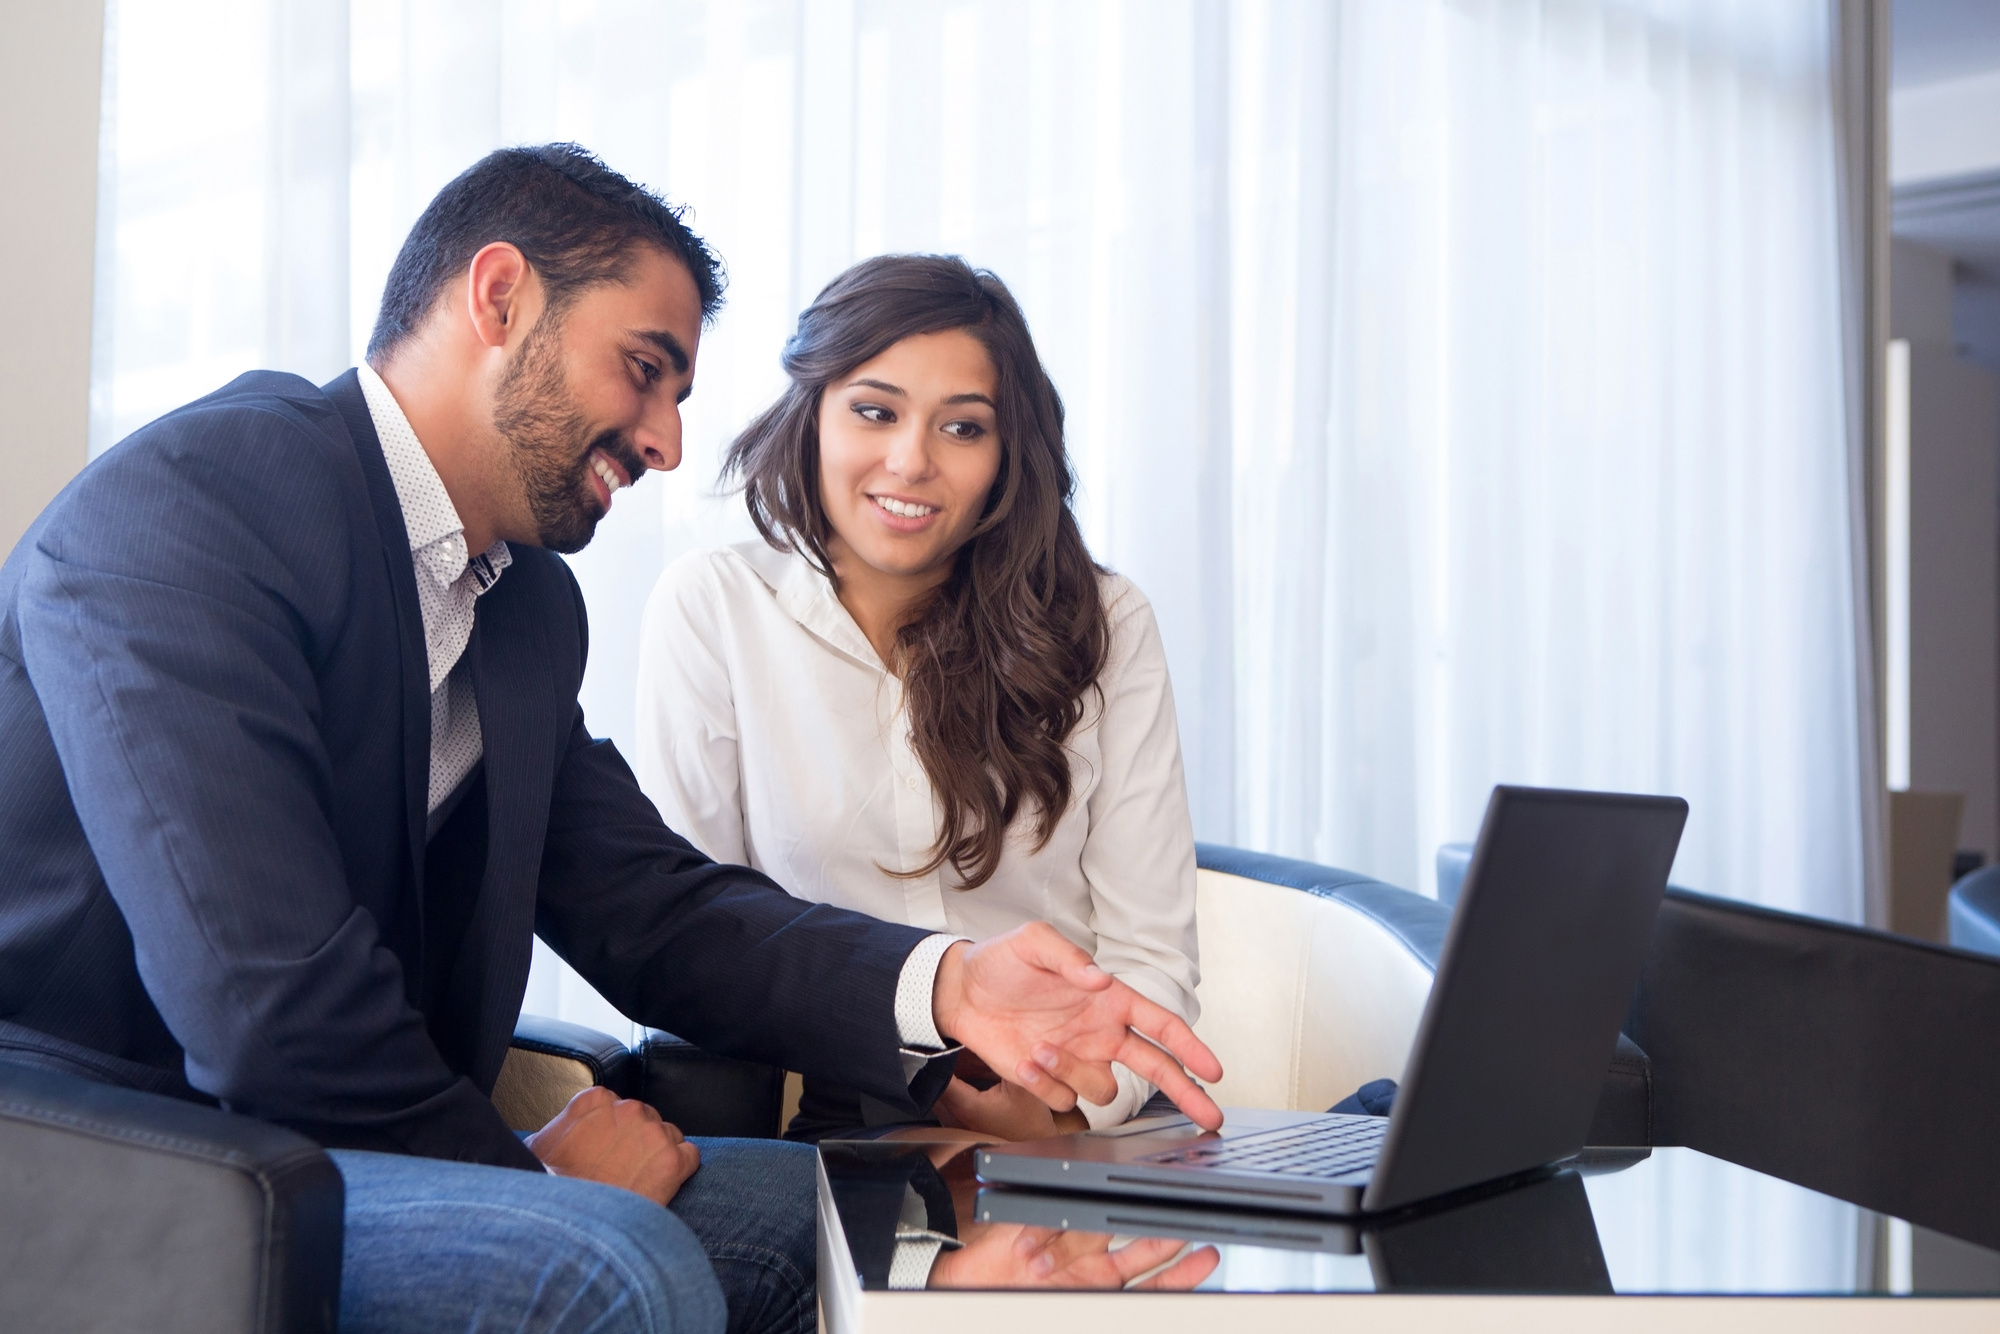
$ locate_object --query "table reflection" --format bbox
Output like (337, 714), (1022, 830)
(821, 1138), (1219, 1291)
(822, 1140), (2000, 1298)
(821, 1137), (1618, 1294)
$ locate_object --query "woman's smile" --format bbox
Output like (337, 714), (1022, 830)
(867, 491), (943, 529)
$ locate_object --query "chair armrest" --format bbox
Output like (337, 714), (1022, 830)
(492, 1014), (638, 1132)
(0, 1059), (342, 1334)
(509, 1014), (637, 1096)
(635, 1031), (786, 1138)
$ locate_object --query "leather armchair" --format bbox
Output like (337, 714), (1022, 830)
(0, 1013), (739, 1333)
(1629, 885), (2000, 1250)
(0, 1059), (344, 1334)
(1948, 864), (2000, 958)
(489, 1013), (638, 1131)
(489, 1016), (788, 1140)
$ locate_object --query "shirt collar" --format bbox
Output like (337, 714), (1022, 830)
(738, 540), (884, 670)
(357, 362), (512, 591)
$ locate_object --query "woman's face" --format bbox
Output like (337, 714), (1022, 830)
(817, 328), (1003, 589)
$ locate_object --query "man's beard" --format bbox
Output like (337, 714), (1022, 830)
(491, 318), (648, 554)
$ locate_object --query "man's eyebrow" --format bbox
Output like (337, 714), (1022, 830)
(636, 329), (691, 374)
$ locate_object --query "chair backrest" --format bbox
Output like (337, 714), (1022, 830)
(1192, 845), (1444, 1113)
(1632, 887), (2000, 1250)
(1949, 865), (2000, 958)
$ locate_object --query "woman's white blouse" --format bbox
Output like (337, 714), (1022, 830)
(633, 540), (1201, 1127)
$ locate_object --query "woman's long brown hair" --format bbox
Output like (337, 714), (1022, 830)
(722, 255), (1108, 889)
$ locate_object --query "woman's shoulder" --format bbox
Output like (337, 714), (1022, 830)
(1093, 568), (1160, 639)
(657, 539), (794, 599)
(645, 540), (793, 631)
(1086, 569), (1171, 684)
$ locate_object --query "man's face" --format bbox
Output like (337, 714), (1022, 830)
(491, 244), (703, 553)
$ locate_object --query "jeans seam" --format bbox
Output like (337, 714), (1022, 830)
(347, 1198), (683, 1328)
(702, 1240), (813, 1333)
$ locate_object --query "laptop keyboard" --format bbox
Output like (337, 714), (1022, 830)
(1137, 1117), (1388, 1179)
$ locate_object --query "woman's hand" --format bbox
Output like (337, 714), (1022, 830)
(929, 1224), (1219, 1291)
(934, 1076), (1090, 1141)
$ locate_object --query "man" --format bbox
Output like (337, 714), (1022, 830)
(0, 144), (1222, 1331)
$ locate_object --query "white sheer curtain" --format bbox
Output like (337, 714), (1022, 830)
(92, 0), (1870, 1284)
(1231, 0), (1868, 919)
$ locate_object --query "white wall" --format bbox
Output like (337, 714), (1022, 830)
(1892, 66), (2000, 184)
(1890, 240), (2000, 862)
(0, 1), (105, 555)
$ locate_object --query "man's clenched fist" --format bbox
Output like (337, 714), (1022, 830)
(526, 1086), (701, 1206)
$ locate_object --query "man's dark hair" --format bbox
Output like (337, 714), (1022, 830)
(367, 143), (725, 360)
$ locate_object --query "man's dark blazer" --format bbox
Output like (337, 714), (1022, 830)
(0, 369), (945, 1169)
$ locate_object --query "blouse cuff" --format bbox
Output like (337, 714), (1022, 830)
(1077, 1063), (1158, 1129)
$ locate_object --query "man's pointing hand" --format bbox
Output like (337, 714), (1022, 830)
(929, 922), (1225, 1132)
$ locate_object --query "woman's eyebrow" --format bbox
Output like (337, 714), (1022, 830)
(944, 392), (996, 408)
(850, 377), (905, 396)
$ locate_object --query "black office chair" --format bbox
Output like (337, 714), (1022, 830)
(1948, 864), (2000, 958)
(1628, 886), (2000, 1250)
(0, 1012), (777, 1333)
(0, 1058), (344, 1334)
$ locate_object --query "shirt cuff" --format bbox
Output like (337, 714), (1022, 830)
(889, 1236), (952, 1289)
(1076, 1064), (1157, 1130)
(894, 932), (968, 1052)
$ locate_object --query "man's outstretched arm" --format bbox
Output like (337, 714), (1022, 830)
(538, 710), (1224, 1127)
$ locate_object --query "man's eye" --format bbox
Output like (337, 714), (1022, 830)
(633, 357), (661, 384)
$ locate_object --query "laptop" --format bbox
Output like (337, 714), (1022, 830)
(975, 784), (1686, 1217)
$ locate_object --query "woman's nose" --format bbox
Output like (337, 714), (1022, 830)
(883, 428), (934, 481)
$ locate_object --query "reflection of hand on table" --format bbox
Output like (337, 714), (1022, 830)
(929, 1222), (1220, 1291)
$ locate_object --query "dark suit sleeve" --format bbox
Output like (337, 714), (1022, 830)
(18, 399), (536, 1169)
(534, 710), (950, 1116)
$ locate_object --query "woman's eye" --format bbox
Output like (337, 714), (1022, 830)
(854, 403), (893, 424)
(942, 420), (986, 440)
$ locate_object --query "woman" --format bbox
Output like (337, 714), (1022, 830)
(634, 255), (1198, 1141)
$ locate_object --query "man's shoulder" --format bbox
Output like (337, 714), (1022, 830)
(86, 370), (362, 490)
(27, 371), (376, 581)
(132, 369), (357, 458)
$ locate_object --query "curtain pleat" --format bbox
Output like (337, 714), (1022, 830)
(90, 0), (1875, 1286)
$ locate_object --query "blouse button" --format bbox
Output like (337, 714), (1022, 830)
(906, 774), (921, 792)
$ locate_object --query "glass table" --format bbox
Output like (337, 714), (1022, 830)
(816, 1138), (2000, 1332)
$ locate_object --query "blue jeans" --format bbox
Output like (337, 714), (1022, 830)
(332, 1138), (817, 1334)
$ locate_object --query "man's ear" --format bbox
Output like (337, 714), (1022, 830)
(465, 242), (535, 351)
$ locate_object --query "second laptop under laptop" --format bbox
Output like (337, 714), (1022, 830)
(976, 784), (1687, 1216)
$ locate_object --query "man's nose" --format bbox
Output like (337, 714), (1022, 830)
(635, 405), (682, 473)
